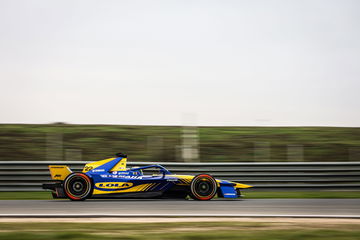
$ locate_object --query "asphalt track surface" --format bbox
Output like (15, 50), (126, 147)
(0, 199), (360, 218)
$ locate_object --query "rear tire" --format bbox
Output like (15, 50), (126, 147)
(63, 173), (93, 201)
(190, 174), (217, 200)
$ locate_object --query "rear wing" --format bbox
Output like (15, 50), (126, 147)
(48, 165), (72, 181)
(48, 156), (127, 180)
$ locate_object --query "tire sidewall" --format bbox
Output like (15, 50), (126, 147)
(63, 173), (93, 201)
(190, 174), (217, 200)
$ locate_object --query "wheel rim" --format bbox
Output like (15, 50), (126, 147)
(65, 174), (91, 199)
(191, 174), (217, 200)
(194, 179), (213, 197)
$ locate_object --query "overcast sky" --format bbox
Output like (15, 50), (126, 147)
(0, 0), (359, 126)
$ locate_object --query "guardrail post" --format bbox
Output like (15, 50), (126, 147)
(46, 132), (63, 161)
(65, 149), (82, 161)
(287, 144), (304, 162)
(254, 142), (270, 162)
(349, 147), (360, 161)
(182, 126), (199, 162)
(147, 136), (164, 161)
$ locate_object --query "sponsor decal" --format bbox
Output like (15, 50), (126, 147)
(84, 166), (93, 171)
(92, 169), (105, 172)
(99, 175), (143, 179)
(124, 176), (142, 179)
(95, 182), (134, 189)
(167, 179), (177, 182)
(54, 174), (62, 178)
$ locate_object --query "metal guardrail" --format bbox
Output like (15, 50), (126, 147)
(0, 161), (360, 191)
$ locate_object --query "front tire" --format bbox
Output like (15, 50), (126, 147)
(63, 173), (93, 201)
(190, 174), (217, 200)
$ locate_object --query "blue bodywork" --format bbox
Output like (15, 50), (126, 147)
(83, 157), (240, 198)
(43, 155), (250, 200)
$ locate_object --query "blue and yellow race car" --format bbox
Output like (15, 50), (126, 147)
(43, 153), (251, 201)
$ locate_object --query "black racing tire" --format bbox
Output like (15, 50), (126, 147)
(190, 174), (217, 201)
(63, 173), (93, 201)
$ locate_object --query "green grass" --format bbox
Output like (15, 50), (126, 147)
(1, 191), (360, 200)
(0, 222), (359, 240)
(0, 124), (360, 162)
(0, 192), (52, 200)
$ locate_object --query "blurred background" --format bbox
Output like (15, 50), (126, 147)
(0, 0), (359, 162)
(0, 0), (360, 191)
(0, 124), (360, 163)
(1, 1), (360, 240)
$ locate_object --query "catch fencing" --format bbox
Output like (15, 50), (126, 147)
(0, 161), (360, 191)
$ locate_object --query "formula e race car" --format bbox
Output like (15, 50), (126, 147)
(43, 153), (252, 201)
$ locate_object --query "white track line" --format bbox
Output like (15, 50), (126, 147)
(0, 214), (360, 218)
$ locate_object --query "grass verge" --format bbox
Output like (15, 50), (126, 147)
(0, 192), (52, 200)
(0, 221), (359, 240)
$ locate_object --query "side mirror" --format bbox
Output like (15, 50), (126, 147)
(116, 153), (127, 158)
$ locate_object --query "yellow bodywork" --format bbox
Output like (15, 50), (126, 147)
(94, 182), (133, 189)
(93, 183), (159, 195)
(48, 165), (72, 181)
(233, 182), (252, 188)
(48, 157), (128, 181)
(48, 157), (251, 198)
(110, 158), (127, 171)
(82, 157), (127, 173)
